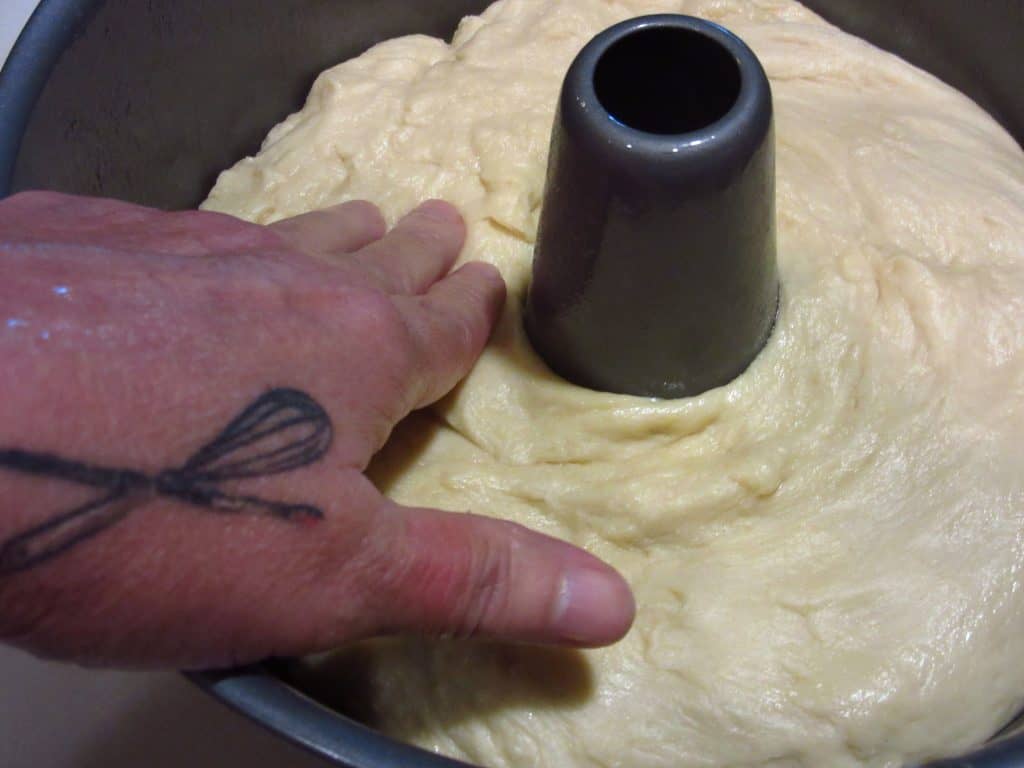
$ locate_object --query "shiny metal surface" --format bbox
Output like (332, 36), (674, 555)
(1, 1), (1021, 208)
(525, 15), (778, 398)
(0, 0), (493, 207)
(0, 2), (1022, 767)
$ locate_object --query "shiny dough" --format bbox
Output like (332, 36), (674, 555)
(202, 0), (1024, 765)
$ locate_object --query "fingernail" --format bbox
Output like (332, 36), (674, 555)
(553, 567), (635, 646)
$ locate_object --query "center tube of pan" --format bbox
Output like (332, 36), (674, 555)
(525, 15), (779, 399)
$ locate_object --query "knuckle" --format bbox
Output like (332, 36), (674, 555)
(182, 208), (270, 247)
(346, 200), (386, 228)
(455, 529), (513, 638)
(444, 307), (483, 360)
(397, 225), (447, 258)
(342, 289), (404, 340)
(340, 290), (420, 378)
(400, 213), (459, 253)
(377, 513), (515, 638)
(400, 308), (471, 405)
(350, 288), (413, 348)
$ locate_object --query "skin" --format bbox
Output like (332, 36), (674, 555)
(0, 191), (635, 669)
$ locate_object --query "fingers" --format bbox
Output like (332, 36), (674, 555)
(270, 200), (387, 257)
(269, 198), (468, 296)
(400, 261), (506, 408)
(352, 200), (466, 294)
(363, 503), (636, 647)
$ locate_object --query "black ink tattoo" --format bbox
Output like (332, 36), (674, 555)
(0, 389), (333, 575)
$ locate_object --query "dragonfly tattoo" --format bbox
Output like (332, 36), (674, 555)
(0, 388), (332, 576)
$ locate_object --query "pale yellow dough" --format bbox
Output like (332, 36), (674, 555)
(203, 0), (1024, 765)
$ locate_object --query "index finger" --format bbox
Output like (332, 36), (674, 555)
(398, 261), (506, 409)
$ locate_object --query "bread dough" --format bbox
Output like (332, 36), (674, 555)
(202, 0), (1024, 765)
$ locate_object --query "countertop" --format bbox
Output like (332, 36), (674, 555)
(0, 0), (37, 70)
(1, 5), (328, 767)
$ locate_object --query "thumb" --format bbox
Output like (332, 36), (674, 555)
(364, 503), (635, 647)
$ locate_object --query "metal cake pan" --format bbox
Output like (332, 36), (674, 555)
(0, 1), (1022, 767)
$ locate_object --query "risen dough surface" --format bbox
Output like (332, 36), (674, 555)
(203, 1), (1024, 765)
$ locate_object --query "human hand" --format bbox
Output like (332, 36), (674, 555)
(0, 192), (634, 668)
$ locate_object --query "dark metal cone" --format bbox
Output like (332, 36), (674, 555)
(525, 14), (779, 399)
